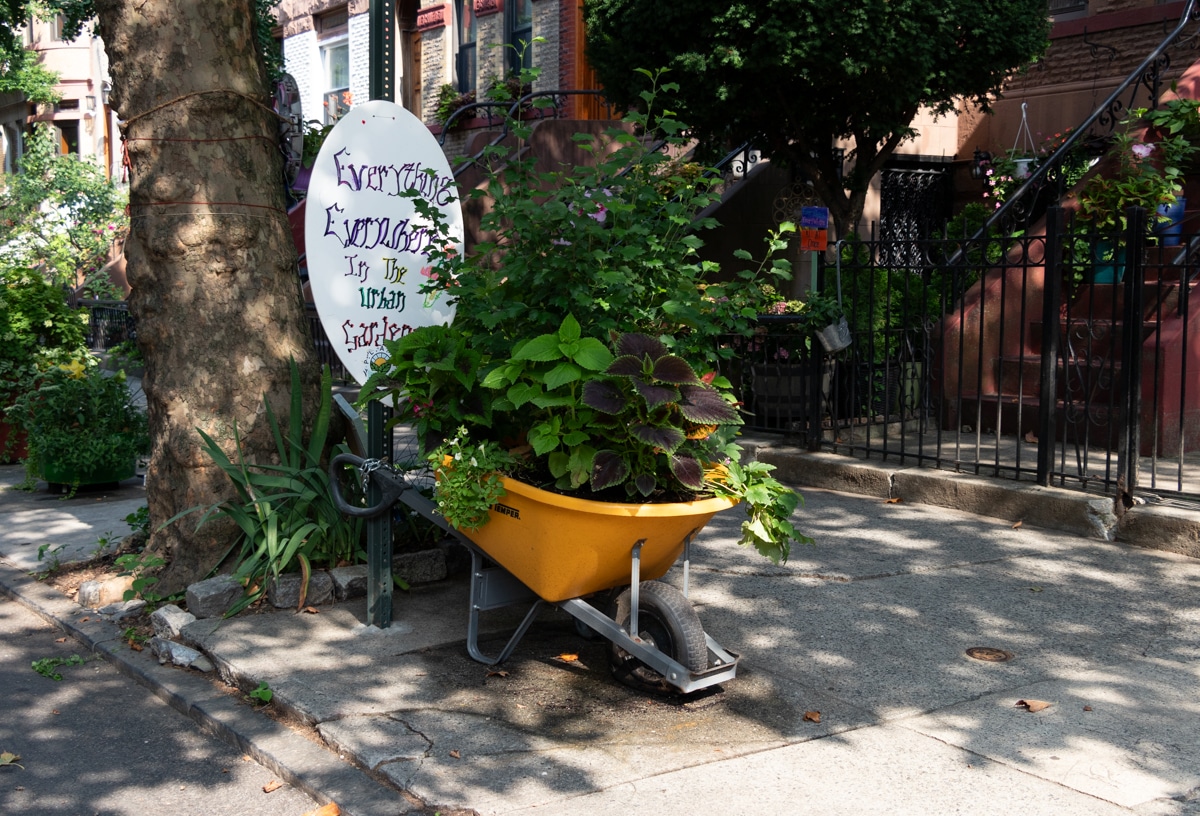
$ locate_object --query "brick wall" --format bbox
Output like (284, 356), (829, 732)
(532, 0), (560, 92)
(349, 11), (370, 107)
(419, 1), (451, 124)
(283, 29), (319, 125)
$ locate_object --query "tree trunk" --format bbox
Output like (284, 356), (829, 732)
(93, 0), (318, 592)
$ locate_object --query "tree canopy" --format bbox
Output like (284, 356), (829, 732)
(584, 0), (1051, 236)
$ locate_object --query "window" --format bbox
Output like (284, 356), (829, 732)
(317, 8), (350, 124)
(50, 13), (65, 41)
(455, 0), (476, 93)
(1048, 0), (1086, 16)
(55, 121), (80, 156)
(506, 0), (533, 74)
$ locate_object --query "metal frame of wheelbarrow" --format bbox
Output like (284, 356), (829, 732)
(329, 453), (740, 694)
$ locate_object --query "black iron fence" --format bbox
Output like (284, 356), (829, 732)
(729, 209), (1200, 503)
(80, 299), (135, 351)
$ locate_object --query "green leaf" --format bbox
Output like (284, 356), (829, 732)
(514, 333), (563, 362)
(543, 362), (582, 390)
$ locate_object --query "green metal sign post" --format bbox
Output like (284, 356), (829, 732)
(365, 0), (395, 627)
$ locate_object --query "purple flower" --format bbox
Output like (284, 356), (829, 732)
(1131, 143), (1155, 159)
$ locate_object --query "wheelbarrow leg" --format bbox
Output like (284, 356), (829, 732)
(465, 547), (544, 665)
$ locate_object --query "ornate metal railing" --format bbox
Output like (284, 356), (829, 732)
(962, 0), (1200, 246)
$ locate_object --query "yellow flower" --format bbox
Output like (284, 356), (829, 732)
(57, 359), (87, 379)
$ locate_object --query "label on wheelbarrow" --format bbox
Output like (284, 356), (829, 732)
(304, 99), (464, 384)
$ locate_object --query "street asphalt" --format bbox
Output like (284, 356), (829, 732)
(1, 451), (1199, 816)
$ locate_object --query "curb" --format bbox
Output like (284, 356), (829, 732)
(0, 558), (420, 816)
(752, 444), (1200, 558)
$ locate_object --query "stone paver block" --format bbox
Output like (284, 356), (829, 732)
(150, 603), (197, 639)
(330, 564), (368, 600)
(267, 570), (334, 609)
(96, 599), (146, 621)
(393, 549), (446, 585)
(150, 636), (214, 672)
(184, 574), (243, 619)
(76, 575), (135, 608)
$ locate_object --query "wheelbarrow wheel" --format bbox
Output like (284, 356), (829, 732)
(609, 581), (707, 693)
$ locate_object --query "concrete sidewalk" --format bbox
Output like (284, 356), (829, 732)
(2, 455), (1199, 816)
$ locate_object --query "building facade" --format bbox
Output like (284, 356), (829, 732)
(0, 15), (120, 178)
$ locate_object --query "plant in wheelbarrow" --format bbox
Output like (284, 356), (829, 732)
(355, 72), (809, 692)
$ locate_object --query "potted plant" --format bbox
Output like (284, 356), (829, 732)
(1076, 111), (1198, 280)
(0, 269), (91, 463)
(359, 71), (806, 570)
(5, 359), (149, 495)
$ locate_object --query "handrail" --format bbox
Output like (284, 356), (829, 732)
(447, 89), (612, 177)
(952, 0), (1200, 263)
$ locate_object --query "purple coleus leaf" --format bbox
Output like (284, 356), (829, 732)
(651, 355), (699, 384)
(582, 379), (627, 414)
(631, 423), (685, 452)
(633, 378), (680, 409)
(669, 454), (705, 489)
(678, 383), (740, 424)
(634, 473), (657, 497)
(616, 333), (666, 359)
(606, 354), (646, 377)
(591, 450), (629, 491)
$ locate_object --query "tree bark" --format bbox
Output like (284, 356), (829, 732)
(93, 0), (318, 592)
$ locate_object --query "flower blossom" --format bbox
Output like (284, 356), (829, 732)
(1131, 142), (1155, 159)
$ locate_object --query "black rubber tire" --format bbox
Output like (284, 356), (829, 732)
(608, 580), (708, 693)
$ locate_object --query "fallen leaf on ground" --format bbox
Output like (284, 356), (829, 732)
(1024, 431), (1037, 443)
(51, 710), (59, 715)
(302, 606), (320, 614)
(79, 617), (89, 623)
(301, 804), (341, 816)
(1027, 586), (1043, 592)
(556, 653), (579, 662)
(1012, 520), (1023, 529)
(449, 750), (461, 759)
(803, 710), (821, 723)
(885, 498), (902, 504)
(129, 641), (143, 651)
(1083, 705), (1093, 712)
(262, 779), (284, 793)
(486, 669), (509, 678)
(0, 750), (23, 769)
(1015, 699), (1051, 713)
(54, 637), (66, 643)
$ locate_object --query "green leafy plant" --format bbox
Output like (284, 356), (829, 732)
(180, 362), (365, 616)
(125, 505), (150, 536)
(33, 543), (64, 578)
(436, 83), (477, 128)
(360, 71), (806, 563)
(248, 681), (274, 705)
(1077, 109), (1198, 235)
(428, 429), (515, 531)
(31, 654), (83, 681)
(0, 268), (90, 434)
(5, 361), (149, 497)
(116, 549), (167, 603)
(0, 125), (128, 294)
(121, 625), (150, 647)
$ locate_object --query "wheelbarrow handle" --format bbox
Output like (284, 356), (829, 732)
(328, 452), (408, 518)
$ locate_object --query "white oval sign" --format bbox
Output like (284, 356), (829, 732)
(305, 99), (462, 383)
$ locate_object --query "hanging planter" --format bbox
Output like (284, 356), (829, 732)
(1154, 196), (1187, 247)
(816, 316), (852, 353)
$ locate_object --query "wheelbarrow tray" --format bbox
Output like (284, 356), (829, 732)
(465, 477), (737, 603)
